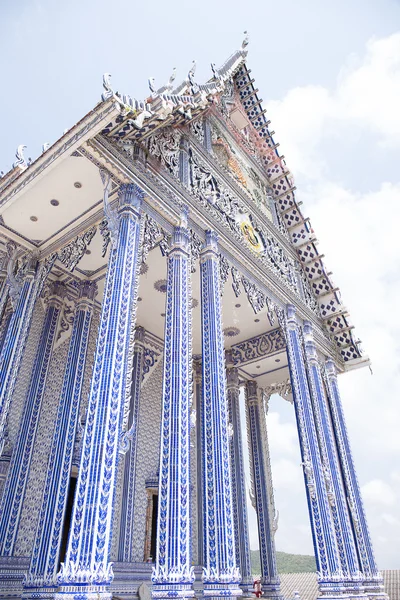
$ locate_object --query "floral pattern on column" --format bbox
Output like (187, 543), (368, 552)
(118, 327), (145, 562)
(152, 222), (194, 598)
(324, 358), (387, 600)
(56, 183), (143, 600)
(303, 322), (363, 595)
(0, 281), (65, 555)
(23, 281), (97, 594)
(0, 255), (55, 457)
(200, 230), (241, 598)
(283, 305), (344, 599)
(226, 362), (252, 591)
(245, 380), (282, 599)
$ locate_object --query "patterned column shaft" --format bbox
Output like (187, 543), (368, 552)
(0, 305), (12, 356)
(152, 224), (194, 598)
(0, 281), (65, 554)
(118, 327), (145, 562)
(226, 366), (252, 589)
(303, 322), (362, 588)
(194, 359), (204, 567)
(0, 255), (53, 456)
(325, 359), (386, 597)
(200, 230), (240, 597)
(283, 305), (343, 593)
(0, 276), (8, 326)
(24, 281), (97, 589)
(56, 184), (143, 598)
(245, 381), (281, 598)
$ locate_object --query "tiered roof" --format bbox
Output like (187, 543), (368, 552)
(0, 36), (367, 370)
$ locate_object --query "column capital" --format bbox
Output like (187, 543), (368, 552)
(118, 182), (144, 212)
(246, 380), (259, 405)
(303, 320), (318, 364)
(43, 280), (67, 308)
(170, 223), (190, 254)
(325, 357), (337, 378)
(200, 229), (219, 261)
(286, 304), (297, 330)
(226, 366), (239, 390)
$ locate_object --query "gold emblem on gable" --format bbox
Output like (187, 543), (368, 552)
(238, 215), (264, 253)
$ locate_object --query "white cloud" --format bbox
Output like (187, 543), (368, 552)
(362, 480), (397, 507)
(267, 32), (400, 179)
(266, 411), (299, 458)
(263, 32), (400, 568)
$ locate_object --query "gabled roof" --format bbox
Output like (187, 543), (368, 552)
(0, 38), (367, 370)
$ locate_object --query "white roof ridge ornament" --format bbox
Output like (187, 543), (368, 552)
(13, 145), (27, 170)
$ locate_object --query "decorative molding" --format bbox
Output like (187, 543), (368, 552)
(57, 226), (96, 272)
(231, 329), (285, 366)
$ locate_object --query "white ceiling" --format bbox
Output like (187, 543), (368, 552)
(2, 155), (103, 245)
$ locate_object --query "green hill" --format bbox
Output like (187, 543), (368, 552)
(251, 550), (316, 574)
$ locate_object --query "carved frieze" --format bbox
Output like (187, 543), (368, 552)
(231, 328), (285, 365)
(142, 214), (170, 264)
(147, 129), (181, 178)
(57, 226), (96, 271)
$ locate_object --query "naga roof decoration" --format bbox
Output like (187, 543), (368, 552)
(0, 34), (367, 370)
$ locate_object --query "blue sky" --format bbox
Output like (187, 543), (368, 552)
(1, 0), (400, 569)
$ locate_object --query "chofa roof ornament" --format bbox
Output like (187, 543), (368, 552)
(13, 145), (27, 170)
(101, 73), (114, 102)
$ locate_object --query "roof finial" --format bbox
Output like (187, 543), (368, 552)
(13, 145), (27, 169)
(101, 73), (114, 101)
(188, 60), (196, 84)
(211, 63), (218, 79)
(165, 67), (176, 91)
(42, 143), (50, 153)
(188, 61), (197, 94)
(148, 77), (156, 94)
(241, 30), (249, 51)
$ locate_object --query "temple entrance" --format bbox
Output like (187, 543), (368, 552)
(150, 494), (158, 562)
(58, 476), (77, 567)
(144, 488), (158, 562)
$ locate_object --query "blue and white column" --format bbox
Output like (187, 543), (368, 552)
(0, 274), (8, 327)
(152, 221), (194, 598)
(303, 322), (363, 597)
(283, 305), (343, 598)
(194, 358), (204, 568)
(200, 230), (241, 598)
(245, 380), (282, 599)
(118, 326), (145, 562)
(23, 280), (97, 597)
(324, 359), (387, 599)
(56, 183), (143, 600)
(226, 360), (252, 593)
(0, 281), (65, 555)
(0, 254), (54, 456)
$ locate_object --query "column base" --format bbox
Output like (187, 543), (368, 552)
(363, 579), (389, 600)
(202, 582), (242, 598)
(23, 585), (58, 600)
(260, 582), (283, 600)
(317, 579), (346, 600)
(55, 583), (112, 600)
(151, 582), (195, 598)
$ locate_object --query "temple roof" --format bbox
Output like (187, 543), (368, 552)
(0, 36), (368, 371)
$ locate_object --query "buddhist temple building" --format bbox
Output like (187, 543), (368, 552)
(0, 37), (388, 600)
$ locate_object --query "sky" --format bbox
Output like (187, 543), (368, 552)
(1, 0), (400, 570)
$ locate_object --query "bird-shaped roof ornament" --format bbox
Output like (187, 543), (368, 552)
(165, 67), (176, 92)
(242, 31), (249, 51)
(13, 145), (27, 169)
(148, 77), (157, 95)
(101, 73), (114, 101)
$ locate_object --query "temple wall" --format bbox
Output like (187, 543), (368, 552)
(131, 360), (163, 562)
(14, 335), (70, 556)
(8, 306), (100, 557)
(8, 302), (45, 449)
